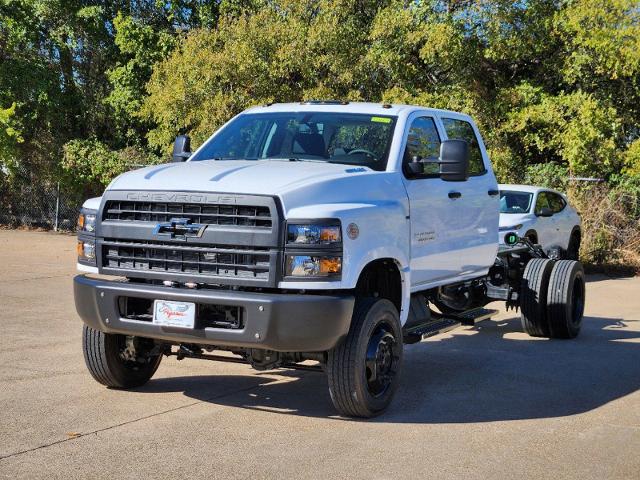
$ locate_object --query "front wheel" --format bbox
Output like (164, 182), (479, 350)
(82, 325), (163, 388)
(326, 298), (403, 418)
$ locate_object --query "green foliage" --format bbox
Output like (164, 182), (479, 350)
(2, 0), (640, 265)
(523, 163), (569, 191)
(0, 103), (23, 167)
(62, 138), (161, 193)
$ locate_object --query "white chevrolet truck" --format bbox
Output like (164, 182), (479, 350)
(74, 101), (586, 417)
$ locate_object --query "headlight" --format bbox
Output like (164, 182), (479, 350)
(77, 210), (97, 233)
(284, 220), (342, 279)
(77, 239), (96, 264)
(287, 224), (341, 245)
(285, 255), (342, 278)
(499, 223), (523, 232)
(77, 208), (97, 265)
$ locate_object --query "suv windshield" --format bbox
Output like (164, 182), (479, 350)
(190, 112), (397, 171)
(500, 190), (533, 214)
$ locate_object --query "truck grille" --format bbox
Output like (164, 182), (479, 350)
(97, 192), (281, 286)
(102, 239), (271, 280)
(103, 200), (272, 228)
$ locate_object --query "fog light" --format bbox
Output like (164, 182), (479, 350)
(77, 240), (96, 263)
(285, 255), (342, 278)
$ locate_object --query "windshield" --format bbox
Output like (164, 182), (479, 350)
(190, 112), (397, 171)
(500, 190), (533, 214)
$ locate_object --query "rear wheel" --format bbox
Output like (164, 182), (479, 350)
(327, 298), (403, 418)
(547, 260), (585, 339)
(520, 258), (555, 337)
(82, 325), (163, 388)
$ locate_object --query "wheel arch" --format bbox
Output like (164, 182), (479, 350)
(354, 257), (410, 326)
(570, 226), (581, 240)
(524, 229), (538, 243)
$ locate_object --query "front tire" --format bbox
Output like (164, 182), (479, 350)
(327, 298), (403, 418)
(82, 325), (162, 388)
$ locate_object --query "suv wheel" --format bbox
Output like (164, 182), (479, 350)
(82, 325), (163, 388)
(565, 233), (581, 260)
(327, 298), (403, 418)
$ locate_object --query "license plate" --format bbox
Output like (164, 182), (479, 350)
(153, 300), (196, 328)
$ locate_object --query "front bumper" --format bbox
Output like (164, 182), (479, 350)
(74, 275), (354, 352)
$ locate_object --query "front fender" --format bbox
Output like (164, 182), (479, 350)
(279, 201), (411, 324)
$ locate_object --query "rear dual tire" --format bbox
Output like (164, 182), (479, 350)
(547, 260), (585, 339)
(520, 259), (585, 339)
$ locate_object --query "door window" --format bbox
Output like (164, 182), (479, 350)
(548, 193), (566, 213)
(403, 117), (441, 176)
(441, 118), (485, 175)
(535, 192), (552, 214)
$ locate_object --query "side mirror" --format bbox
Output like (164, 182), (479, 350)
(537, 207), (553, 217)
(172, 135), (191, 162)
(439, 140), (469, 182)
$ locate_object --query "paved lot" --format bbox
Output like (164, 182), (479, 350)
(0, 229), (639, 479)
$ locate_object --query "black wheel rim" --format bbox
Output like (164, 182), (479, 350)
(571, 276), (585, 326)
(365, 322), (399, 397)
(117, 335), (156, 371)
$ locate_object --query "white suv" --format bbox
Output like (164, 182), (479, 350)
(499, 184), (581, 259)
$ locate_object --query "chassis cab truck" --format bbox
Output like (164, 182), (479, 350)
(74, 102), (586, 417)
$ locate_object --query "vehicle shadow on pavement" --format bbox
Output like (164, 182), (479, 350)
(138, 315), (640, 422)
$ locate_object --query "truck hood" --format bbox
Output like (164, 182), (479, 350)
(108, 159), (372, 196)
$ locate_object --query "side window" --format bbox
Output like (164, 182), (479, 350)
(441, 118), (485, 175)
(403, 117), (441, 176)
(535, 192), (551, 213)
(549, 193), (566, 213)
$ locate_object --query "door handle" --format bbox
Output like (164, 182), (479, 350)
(488, 189), (499, 196)
(448, 191), (462, 199)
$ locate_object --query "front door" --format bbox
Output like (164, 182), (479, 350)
(533, 191), (560, 248)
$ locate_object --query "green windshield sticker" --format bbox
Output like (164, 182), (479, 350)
(371, 116), (392, 123)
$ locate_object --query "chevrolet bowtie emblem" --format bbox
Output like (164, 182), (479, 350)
(153, 218), (206, 239)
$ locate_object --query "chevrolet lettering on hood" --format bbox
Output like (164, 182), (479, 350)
(125, 192), (239, 204)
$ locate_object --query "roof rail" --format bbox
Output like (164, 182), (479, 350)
(300, 100), (349, 105)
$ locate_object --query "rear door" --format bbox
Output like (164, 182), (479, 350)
(439, 116), (499, 278)
(402, 114), (498, 289)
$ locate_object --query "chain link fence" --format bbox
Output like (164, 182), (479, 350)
(0, 164), (82, 231)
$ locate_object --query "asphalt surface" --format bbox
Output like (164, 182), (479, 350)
(0, 229), (638, 479)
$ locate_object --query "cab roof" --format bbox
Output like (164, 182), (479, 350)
(244, 101), (467, 118)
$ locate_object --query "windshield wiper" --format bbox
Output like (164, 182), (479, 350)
(259, 156), (326, 163)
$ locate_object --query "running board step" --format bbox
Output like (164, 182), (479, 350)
(449, 307), (499, 325)
(403, 318), (461, 344)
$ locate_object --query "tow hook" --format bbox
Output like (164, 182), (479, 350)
(176, 344), (201, 360)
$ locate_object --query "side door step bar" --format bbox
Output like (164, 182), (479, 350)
(402, 307), (499, 344)
(449, 307), (499, 325)
(403, 318), (461, 344)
